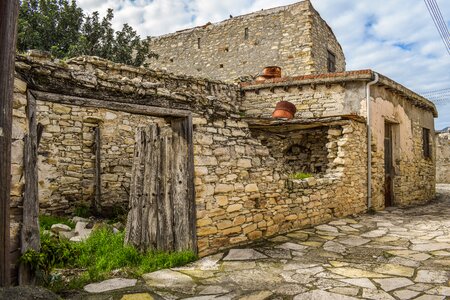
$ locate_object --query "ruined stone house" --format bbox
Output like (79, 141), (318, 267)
(436, 128), (450, 183)
(8, 0), (437, 282)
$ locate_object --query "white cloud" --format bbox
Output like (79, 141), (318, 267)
(75, 0), (450, 129)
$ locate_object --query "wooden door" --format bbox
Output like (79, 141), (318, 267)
(384, 123), (394, 207)
(125, 118), (197, 253)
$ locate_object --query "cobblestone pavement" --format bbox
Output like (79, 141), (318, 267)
(141, 185), (450, 300)
(75, 186), (450, 300)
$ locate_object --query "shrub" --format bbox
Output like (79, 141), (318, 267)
(21, 227), (197, 291)
(20, 232), (78, 285)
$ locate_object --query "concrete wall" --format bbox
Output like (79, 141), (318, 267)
(146, 1), (345, 82)
(436, 130), (450, 183)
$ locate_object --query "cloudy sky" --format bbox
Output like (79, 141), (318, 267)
(76, 0), (450, 129)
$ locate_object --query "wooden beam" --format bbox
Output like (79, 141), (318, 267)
(185, 116), (198, 254)
(93, 127), (101, 215)
(0, 0), (19, 287)
(30, 90), (192, 118)
(19, 91), (40, 285)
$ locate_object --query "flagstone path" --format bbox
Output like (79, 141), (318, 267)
(80, 185), (450, 300)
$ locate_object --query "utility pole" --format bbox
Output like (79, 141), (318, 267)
(0, 0), (19, 287)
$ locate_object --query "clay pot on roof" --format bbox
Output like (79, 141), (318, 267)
(272, 101), (297, 119)
(256, 66), (282, 81)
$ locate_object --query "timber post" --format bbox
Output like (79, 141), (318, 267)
(0, 0), (19, 287)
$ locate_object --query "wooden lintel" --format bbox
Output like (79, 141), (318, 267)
(249, 120), (351, 132)
(30, 90), (192, 118)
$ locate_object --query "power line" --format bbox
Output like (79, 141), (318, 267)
(424, 0), (450, 55)
(421, 88), (450, 96)
(419, 87), (450, 104)
(428, 0), (450, 52)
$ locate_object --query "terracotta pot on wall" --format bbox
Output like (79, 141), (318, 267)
(272, 101), (297, 119)
(263, 66), (282, 78)
(256, 66), (282, 81)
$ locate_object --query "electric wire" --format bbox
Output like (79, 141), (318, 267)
(425, 0), (450, 53)
(427, 0), (450, 51)
(424, 0), (450, 54)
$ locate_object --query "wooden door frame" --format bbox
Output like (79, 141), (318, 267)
(24, 90), (198, 255)
(0, 0), (19, 287)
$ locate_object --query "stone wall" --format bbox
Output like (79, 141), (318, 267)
(241, 81), (359, 119)
(146, 1), (345, 82)
(36, 101), (165, 215)
(193, 118), (368, 256)
(241, 74), (437, 210)
(250, 127), (330, 175)
(10, 77), (29, 283)
(310, 5), (345, 74)
(10, 54), (437, 261)
(369, 86), (436, 208)
(436, 129), (450, 183)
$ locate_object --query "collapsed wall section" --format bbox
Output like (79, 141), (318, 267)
(192, 116), (368, 256)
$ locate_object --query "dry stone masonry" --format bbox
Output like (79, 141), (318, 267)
(8, 1), (438, 282)
(146, 1), (345, 82)
(436, 129), (450, 183)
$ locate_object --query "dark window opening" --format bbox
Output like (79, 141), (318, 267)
(327, 50), (336, 73)
(169, 58), (174, 63)
(423, 128), (431, 158)
(219, 64), (224, 68)
(244, 27), (249, 40)
(224, 47), (229, 52)
(197, 38), (201, 49)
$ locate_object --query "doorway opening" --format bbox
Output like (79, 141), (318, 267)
(384, 123), (395, 207)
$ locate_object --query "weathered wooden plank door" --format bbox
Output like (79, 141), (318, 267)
(125, 118), (196, 253)
(384, 123), (394, 207)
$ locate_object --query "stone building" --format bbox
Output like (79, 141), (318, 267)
(436, 128), (450, 183)
(146, 1), (345, 81)
(7, 0), (437, 283)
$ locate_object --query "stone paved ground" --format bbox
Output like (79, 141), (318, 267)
(77, 185), (450, 300)
(142, 185), (450, 300)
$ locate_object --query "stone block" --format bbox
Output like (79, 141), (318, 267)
(197, 226), (218, 236)
(245, 184), (259, 193)
(227, 204), (243, 213)
(215, 184), (234, 194)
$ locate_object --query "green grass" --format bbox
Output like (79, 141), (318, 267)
(22, 228), (197, 292)
(290, 172), (313, 180)
(39, 215), (75, 230)
(75, 229), (196, 279)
